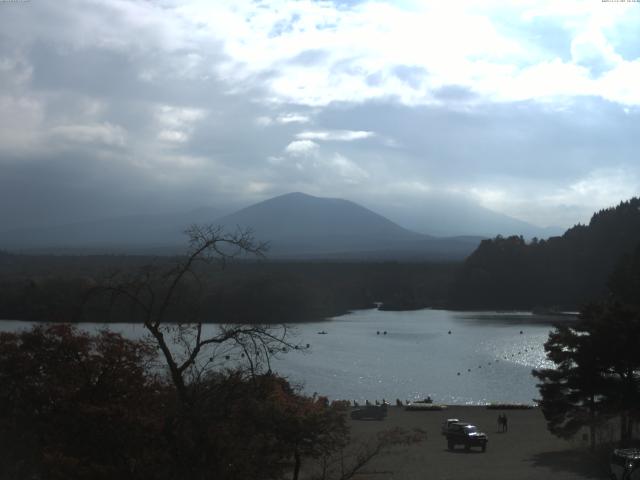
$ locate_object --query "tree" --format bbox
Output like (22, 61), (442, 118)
(91, 225), (295, 397)
(265, 386), (349, 480)
(0, 324), (168, 479)
(532, 314), (608, 451)
(452, 197), (640, 310)
(88, 225), (351, 479)
(533, 244), (640, 448)
(0, 324), (351, 480)
(180, 371), (349, 480)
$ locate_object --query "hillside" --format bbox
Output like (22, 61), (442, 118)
(370, 193), (562, 238)
(449, 197), (640, 309)
(0, 192), (482, 259)
(216, 192), (481, 260)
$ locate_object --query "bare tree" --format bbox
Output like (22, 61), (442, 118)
(84, 225), (358, 479)
(91, 225), (296, 406)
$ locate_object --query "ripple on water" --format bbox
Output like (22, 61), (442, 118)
(0, 310), (558, 405)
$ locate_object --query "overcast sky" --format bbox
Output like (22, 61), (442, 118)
(1, 0), (639, 231)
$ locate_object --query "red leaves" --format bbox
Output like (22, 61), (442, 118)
(0, 325), (168, 480)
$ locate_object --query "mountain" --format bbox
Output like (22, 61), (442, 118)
(216, 192), (421, 254)
(0, 207), (227, 254)
(450, 197), (640, 309)
(368, 193), (562, 239)
(214, 192), (481, 260)
(0, 192), (482, 260)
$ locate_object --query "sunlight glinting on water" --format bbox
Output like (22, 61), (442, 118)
(269, 308), (567, 405)
(0, 309), (567, 405)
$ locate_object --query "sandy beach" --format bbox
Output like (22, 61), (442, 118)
(337, 406), (610, 480)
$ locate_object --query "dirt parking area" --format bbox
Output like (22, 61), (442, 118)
(341, 406), (610, 480)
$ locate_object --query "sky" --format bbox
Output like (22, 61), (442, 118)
(1, 0), (639, 231)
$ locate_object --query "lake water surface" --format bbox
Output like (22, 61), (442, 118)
(0, 308), (570, 405)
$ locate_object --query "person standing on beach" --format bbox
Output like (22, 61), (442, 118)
(497, 413), (508, 432)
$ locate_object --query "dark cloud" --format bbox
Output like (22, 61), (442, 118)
(315, 97), (639, 184)
(0, 0), (638, 233)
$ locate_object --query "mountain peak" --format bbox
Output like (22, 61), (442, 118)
(280, 191), (314, 199)
(266, 192), (337, 203)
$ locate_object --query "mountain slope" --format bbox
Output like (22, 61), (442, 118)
(0, 192), (483, 260)
(369, 194), (562, 238)
(215, 192), (481, 259)
(217, 192), (421, 252)
(450, 197), (640, 309)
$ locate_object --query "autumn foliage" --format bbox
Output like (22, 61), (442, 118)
(0, 325), (348, 480)
(0, 325), (168, 479)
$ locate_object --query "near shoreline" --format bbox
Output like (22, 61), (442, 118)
(333, 405), (609, 480)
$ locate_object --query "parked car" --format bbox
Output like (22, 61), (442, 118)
(610, 448), (640, 480)
(350, 405), (387, 420)
(444, 422), (488, 452)
(441, 418), (463, 435)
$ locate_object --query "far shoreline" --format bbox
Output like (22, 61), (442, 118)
(0, 306), (579, 325)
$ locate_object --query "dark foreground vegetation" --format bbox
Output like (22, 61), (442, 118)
(0, 323), (351, 480)
(0, 225), (423, 480)
(533, 242), (640, 451)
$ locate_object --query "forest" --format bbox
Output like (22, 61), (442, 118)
(0, 251), (456, 324)
(450, 198), (640, 310)
(1, 197), (639, 323)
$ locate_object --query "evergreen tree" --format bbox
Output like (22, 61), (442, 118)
(532, 319), (607, 451)
(533, 245), (640, 448)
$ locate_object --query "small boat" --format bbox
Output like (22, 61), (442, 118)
(317, 331), (328, 335)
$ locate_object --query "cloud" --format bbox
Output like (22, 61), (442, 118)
(50, 122), (126, 147)
(0, 95), (44, 154)
(176, 0), (640, 107)
(296, 130), (374, 141)
(0, 0), (638, 232)
(277, 113), (311, 124)
(284, 139), (319, 156)
(157, 130), (188, 143)
(155, 105), (206, 143)
(326, 153), (369, 184)
(460, 166), (640, 227)
(256, 112), (311, 127)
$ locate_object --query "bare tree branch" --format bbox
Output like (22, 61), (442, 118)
(84, 224), (296, 408)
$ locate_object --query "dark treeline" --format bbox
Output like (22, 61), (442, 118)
(4, 197), (640, 322)
(0, 253), (457, 323)
(451, 197), (640, 310)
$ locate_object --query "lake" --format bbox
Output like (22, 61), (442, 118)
(0, 308), (570, 405)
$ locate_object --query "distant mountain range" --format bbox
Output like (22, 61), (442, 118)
(0, 192), (554, 260)
(214, 192), (481, 260)
(0, 207), (227, 254)
(368, 194), (562, 239)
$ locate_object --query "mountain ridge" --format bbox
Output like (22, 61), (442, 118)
(0, 192), (487, 260)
